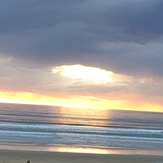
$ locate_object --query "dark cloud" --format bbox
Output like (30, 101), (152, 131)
(0, 0), (163, 76)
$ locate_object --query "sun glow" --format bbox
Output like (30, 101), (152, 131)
(52, 64), (114, 83)
(0, 91), (163, 112)
(48, 146), (110, 154)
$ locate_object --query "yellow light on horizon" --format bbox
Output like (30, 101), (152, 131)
(0, 91), (163, 112)
(52, 64), (114, 83)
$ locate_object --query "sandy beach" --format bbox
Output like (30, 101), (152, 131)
(0, 150), (163, 163)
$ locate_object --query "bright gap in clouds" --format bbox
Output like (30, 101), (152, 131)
(52, 64), (114, 83)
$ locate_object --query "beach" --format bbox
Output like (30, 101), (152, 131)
(0, 150), (163, 163)
(1, 103), (163, 158)
(1, 103), (163, 162)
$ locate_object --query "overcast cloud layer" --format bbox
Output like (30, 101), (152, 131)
(1, 0), (163, 107)
(0, 0), (163, 76)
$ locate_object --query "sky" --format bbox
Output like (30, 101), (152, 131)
(1, 0), (163, 112)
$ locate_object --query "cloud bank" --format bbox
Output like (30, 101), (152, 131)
(1, 0), (163, 110)
(0, 0), (163, 75)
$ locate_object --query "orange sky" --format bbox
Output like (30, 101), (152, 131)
(0, 90), (163, 112)
(0, 65), (163, 112)
(1, 1), (163, 114)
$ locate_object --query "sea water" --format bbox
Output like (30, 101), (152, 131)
(0, 103), (163, 155)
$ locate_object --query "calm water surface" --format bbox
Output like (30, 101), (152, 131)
(0, 103), (163, 155)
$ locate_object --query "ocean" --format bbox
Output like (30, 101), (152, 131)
(0, 103), (163, 155)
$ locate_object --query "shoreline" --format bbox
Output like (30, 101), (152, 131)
(0, 150), (163, 163)
(1, 143), (163, 156)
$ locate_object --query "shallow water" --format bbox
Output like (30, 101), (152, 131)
(0, 103), (163, 155)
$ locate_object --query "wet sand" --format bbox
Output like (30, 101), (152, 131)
(0, 150), (163, 163)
